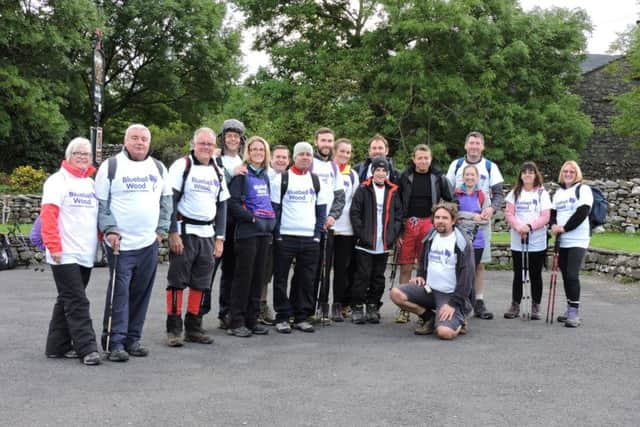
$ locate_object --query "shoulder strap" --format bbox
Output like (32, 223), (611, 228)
(280, 170), (289, 207)
(575, 183), (582, 200)
(349, 169), (355, 186)
(107, 157), (117, 213)
(311, 172), (321, 194)
(485, 159), (492, 177)
(454, 158), (464, 175)
(152, 158), (164, 177)
(178, 155), (191, 201)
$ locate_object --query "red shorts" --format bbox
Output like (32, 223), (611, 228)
(397, 217), (433, 265)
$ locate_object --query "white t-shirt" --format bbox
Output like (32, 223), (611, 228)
(168, 155), (230, 238)
(357, 184), (387, 254)
(446, 157), (504, 201)
(220, 154), (243, 181)
(426, 232), (458, 294)
(270, 171), (319, 237)
(42, 168), (98, 267)
(552, 183), (593, 249)
(312, 158), (344, 218)
(332, 168), (359, 235)
(505, 187), (552, 252)
(95, 152), (172, 251)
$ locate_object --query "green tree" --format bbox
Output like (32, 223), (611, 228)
(234, 0), (593, 176)
(612, 25), (640, 148)
(0, 1), (99, 172)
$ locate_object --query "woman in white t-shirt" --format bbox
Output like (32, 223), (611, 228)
(41, 138), (101, 366)
(550, 160), (592, 328)
(503, 162), (551, 320)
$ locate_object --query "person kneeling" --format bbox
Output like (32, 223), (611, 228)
(390, 202), (474, 340)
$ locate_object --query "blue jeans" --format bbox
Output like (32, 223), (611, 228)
(102, 241), (158, 351)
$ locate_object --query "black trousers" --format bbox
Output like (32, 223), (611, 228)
(230, 236), (271, 329)
(273, 236), (320, 323)
(351, 250), (389, 306)
(511, 249), (546, 304)
(559, 247), (585, 306)
(332, 235), (355, 305)
(46, 264), (97, 357)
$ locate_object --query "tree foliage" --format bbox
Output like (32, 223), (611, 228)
(234, 0), (593, 176)
(612, 26), (640, 148)
(0, 0), (241, 172)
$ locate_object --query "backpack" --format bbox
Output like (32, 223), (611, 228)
(575, 184), (608, 229)
(279, 170), (321, 206)
(177, 155), (224, 204)
(106, 155), (165, 213)
(0, 233), (17, 270)
(454, 158), (492, 178)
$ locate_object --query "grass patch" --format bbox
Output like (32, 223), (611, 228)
(0, 223), (32, 235)
(493, 232), (639, 253)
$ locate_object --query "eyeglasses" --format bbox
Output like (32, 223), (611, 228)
(72, 152), (92, 158)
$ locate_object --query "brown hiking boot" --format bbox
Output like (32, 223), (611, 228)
(503, 302), (520, 319)
(184, 313), (214, 344)
(414, 317), (435, 335)
(167, 332), (184, 347)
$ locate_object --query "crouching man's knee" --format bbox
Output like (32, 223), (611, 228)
(436, 326), (459, 340)
(389, 288), (406, 306)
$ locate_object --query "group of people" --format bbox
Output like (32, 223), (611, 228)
(41, 123), (593, 365)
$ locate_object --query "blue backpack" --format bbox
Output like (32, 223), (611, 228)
(575, 184), (608, 229)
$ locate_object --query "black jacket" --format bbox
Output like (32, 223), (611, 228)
(350, 178), (403, 251)
(397, 164), (453, 226)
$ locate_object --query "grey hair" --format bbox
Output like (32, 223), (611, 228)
(192, 127), (217, 148)
(124, 124), (151, 141)
(64, 137), (92, 161)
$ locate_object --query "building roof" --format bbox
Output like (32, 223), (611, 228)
(581, 54), (621, 74)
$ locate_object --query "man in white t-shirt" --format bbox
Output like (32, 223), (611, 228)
(390, 202), (475, 340)
(270, 142), (327, 334)
(165, 127), (230, 347)
(311, 127), (345, 323)
(95, 124), (173, 362)
(446, 131), (504, 320)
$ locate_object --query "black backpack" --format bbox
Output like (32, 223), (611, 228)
(0, 233), (17, 270)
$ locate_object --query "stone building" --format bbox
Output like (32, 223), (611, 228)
(575, 54), (640, 179)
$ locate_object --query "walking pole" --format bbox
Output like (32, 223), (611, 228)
(521, 235), (531, 320)
(546, 238), (560, 324)
(315, 231), (330, 326)
(389, 244), (400, 289)
(104, 245), (119, 355)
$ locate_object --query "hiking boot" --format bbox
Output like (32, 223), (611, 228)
(82, 351), (102, 366)
(318, 303), (332, 326)
(331, 303), (344, 322)
(414, 317), (435, 335)
(47, 349), (80, 359)
(341, 305), (352, 319)
(564, 307), (581, 328)
(275, 321), (292, 334)
(166, 314), (184, 347)
(474, 299), (494, 319)
(251, 325), (269, 335)
(503, 302), (520, 319)
(258, 302), (275, 326)
(531, 303), (541, 320)
(107, 349), (129, 362)
(294, 321), (315, 333)
(185, 313), (214, 344)
(394, 309), (410, 323)
(227, 326), (252, 337)
(366, 304), (381, 324)
(557, 306), (569, 323)
(218, 313), (231, 330)
(459, 321), (468, 335)
(126, 342), (149, 357)
(351, 305), (366, 325)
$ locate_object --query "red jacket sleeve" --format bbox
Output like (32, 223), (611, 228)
(40, 203), (62, 253)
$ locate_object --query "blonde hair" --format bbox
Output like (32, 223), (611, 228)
(557, 160), (583, 183)
(243, 136), (271, 168)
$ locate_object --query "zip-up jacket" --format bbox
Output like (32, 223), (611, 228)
(228, 166), (276, 240)
(397, 164), (453, 227)
(417, 227), (475, 315)
(350, 178), (402, 251)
